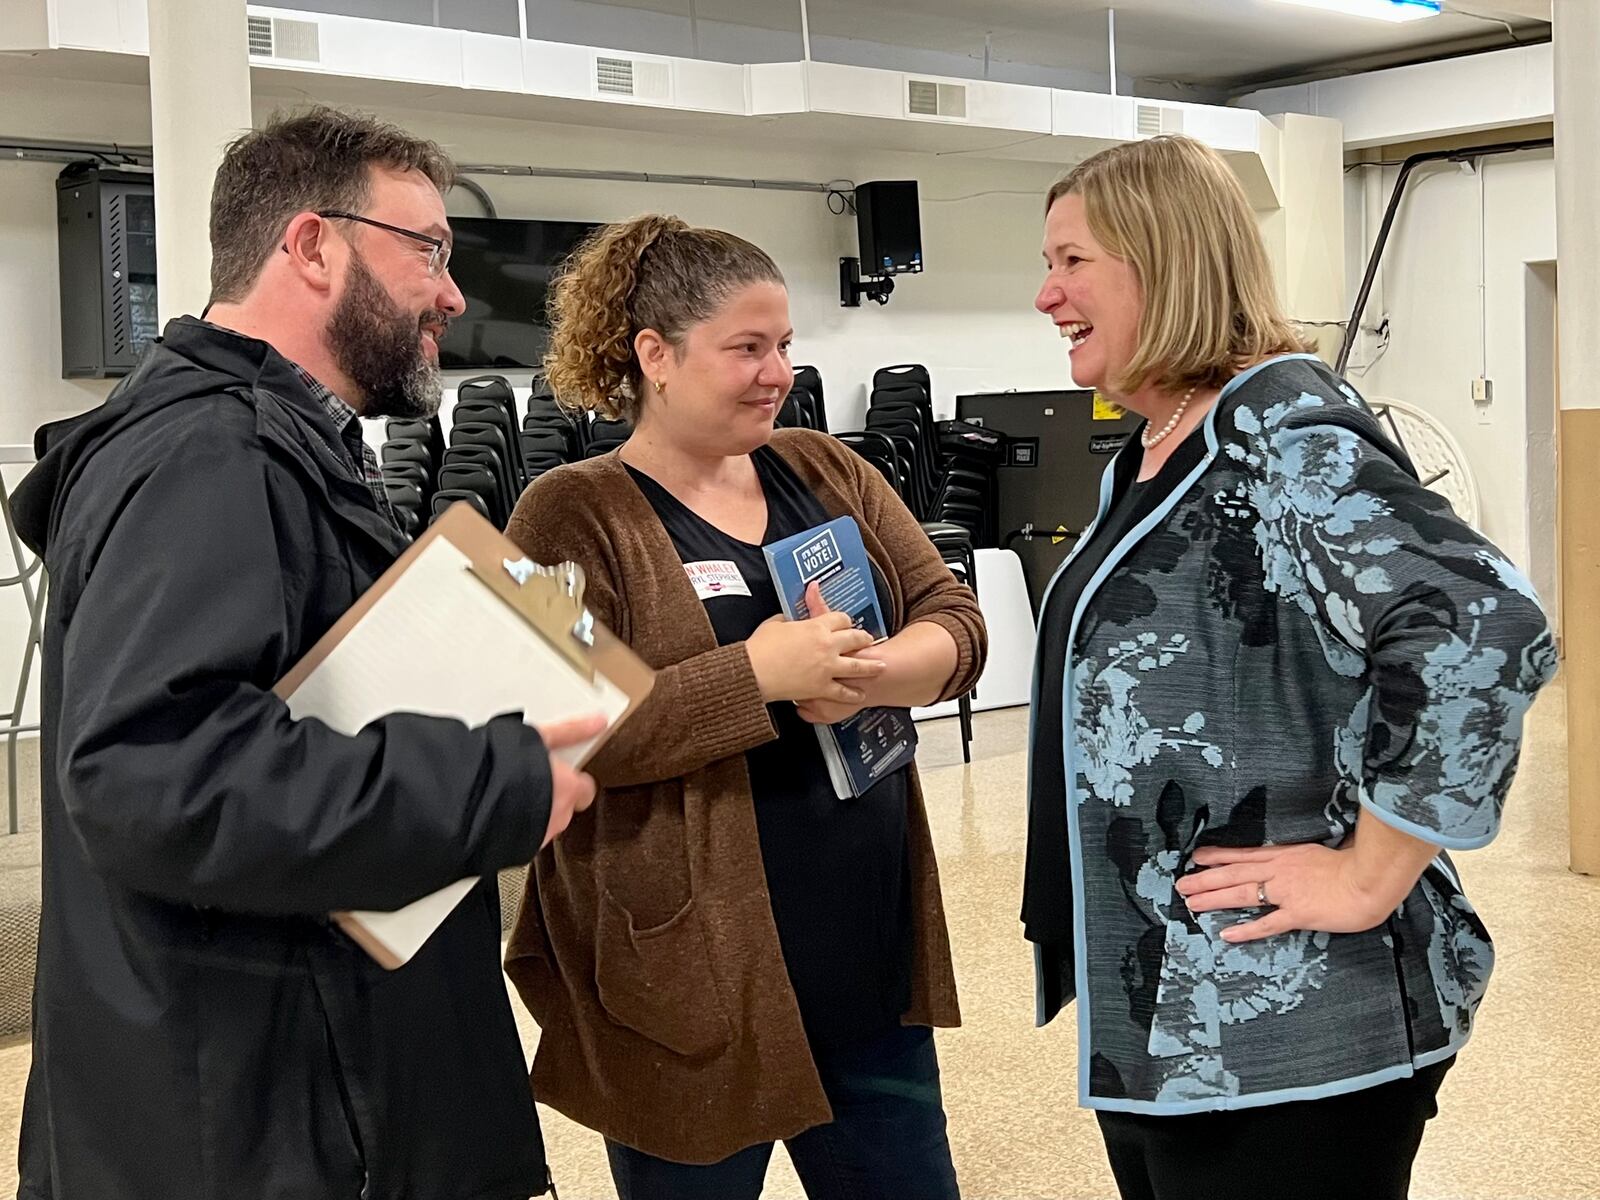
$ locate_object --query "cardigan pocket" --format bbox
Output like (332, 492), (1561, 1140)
(595, 888), (734, 1059)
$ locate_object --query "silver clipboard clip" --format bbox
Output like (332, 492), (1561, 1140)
(467, 557), (598, 683)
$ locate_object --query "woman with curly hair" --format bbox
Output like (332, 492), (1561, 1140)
(502, 215), (986, 1199)
(1023, 135), (1556, 1199)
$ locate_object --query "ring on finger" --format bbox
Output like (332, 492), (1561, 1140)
(1256, 881), (1271, 907)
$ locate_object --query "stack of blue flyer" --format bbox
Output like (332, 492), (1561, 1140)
(762, 516), (918, 800)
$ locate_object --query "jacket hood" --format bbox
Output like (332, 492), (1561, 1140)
(12, 317), (341, 556)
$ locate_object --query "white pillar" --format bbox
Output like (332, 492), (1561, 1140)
(147, 0), (253, 324)
(1260, 113), (1347, 366)
(1553, 0), (1600, 874)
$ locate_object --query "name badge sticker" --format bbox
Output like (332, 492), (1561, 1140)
(684, 560), (753, 601)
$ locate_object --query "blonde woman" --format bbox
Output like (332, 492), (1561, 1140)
(1023, 136), (1555, 1199)
(503, 216), (985, 1199)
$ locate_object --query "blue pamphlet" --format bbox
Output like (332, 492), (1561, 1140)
(762, 516), (918, 800)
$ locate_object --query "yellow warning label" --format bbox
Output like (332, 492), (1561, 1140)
(1052, 525), (1069, 545)
(1092, 392), (1123, 421)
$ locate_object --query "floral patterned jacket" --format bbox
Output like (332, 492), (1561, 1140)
(1031, 353), (1557, 1114)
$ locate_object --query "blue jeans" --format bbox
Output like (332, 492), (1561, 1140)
(605, 1024), (960, 1200)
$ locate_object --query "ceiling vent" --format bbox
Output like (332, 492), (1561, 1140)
(246, 15), (320, 62)
(1135, 102), (1184, 138)
(595, 55), (671, 101)
(907, 78), (968, 120)
(246, 15), (272, 56)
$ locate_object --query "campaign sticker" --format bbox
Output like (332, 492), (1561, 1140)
(684, 560), (753, 600)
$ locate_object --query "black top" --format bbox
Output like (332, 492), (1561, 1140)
(626, 445), (914, 1050)
(1021, 426), (1208, 1020)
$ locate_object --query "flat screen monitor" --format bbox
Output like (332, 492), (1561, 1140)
(438, 216), (600, 370)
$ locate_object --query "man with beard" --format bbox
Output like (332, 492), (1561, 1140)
(10, 107), (594, 1200)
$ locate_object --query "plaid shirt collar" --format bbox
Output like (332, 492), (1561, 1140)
(290, 364), (398, 530)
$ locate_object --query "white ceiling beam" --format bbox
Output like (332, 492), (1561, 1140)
(1448, 0), (1551, 19)
(1237, 40), (1552, 147)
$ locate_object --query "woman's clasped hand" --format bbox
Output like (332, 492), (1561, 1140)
(745, 581), (886, 710)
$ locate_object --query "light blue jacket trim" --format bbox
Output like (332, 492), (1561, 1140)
(1083, 1031), (1470, 1115)
(1216, 352), (1321, 397)
(1357, 790), (1497, 852)
(1064, 427), (1221, 1108)
(1028, 431), (1120, 1029)
(1032, 941), (1047, 1028)
(1032, 374), (1247, 1103)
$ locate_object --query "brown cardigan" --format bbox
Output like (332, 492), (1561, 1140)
(502, 428), (986, 1164)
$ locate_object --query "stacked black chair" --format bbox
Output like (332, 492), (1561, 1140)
(458, 376), (522, 451)
(834, 431), (905, 500)
(919, 520), (980, 762)
(523, 386), (583, 475)
(431, 488), (491, 522)
(585, 416), (633, 458)
(453, 424), (518, 492)
(383, 480), (424, 528)
(792, 365), (828, 433)
(379, 415), (445, 539)
(931, 419), (1005, 546)
(775, 392), (815, 430)
(866, 364), (940, 519)
(385, 417), (444, 470)
(779, 365), (827, 432)
(436, 462), (507, 527)
(519, 427), (571, 481)
(428, 375), (527, 528)
(454, 375), (527, 491)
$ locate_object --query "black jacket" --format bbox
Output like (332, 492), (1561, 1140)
(12, 318), (553, 1200)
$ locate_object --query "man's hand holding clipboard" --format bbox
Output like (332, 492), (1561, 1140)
(537, 713), (605, 846)
(274, 503), (656, 970)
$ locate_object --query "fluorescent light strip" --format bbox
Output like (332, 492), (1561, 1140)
(1266, 0), (1443, 22)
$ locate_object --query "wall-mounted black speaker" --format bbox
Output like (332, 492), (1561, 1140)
(855, 180), (922, 276)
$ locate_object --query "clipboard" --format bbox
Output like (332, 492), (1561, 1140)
(274, 502), (653, 969)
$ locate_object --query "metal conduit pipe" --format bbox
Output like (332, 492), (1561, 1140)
(449, 174), (498, 218)
(1, 139), (850, 200)
(1, 136), (152, 166)
(455, 162), (846, 195)
(1337, 135), (1554, 376)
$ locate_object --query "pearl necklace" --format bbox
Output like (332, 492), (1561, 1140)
(1141, 384), (1198, 450)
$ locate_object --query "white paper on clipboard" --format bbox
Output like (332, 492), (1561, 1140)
(276, 504), (652, 969)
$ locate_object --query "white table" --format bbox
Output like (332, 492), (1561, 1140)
(2, 445), (45, 834)
(914, 547), (1036, 723)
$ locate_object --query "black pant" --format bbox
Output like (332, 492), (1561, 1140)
(1096, 1058), (1454, 1200)
(606, 1024), (959, 1200)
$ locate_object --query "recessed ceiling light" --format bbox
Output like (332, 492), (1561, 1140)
(1266, 0), (1443, 21)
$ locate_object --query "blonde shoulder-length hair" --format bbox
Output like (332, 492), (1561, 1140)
(1046, 135), (1309, 396)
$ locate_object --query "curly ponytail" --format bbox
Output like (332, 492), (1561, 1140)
(543, 213), (784, 422)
